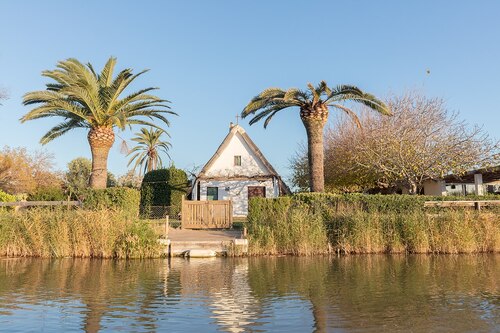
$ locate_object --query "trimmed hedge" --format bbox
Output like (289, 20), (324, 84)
(28, 187), (66, 201)
(82, 187), (140, 216)
(293, 193), (500, 213)
(140, 167), (188, 218)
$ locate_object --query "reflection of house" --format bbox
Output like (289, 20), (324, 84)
(191, 123), (290, 216)
(423, 165), (500, 196)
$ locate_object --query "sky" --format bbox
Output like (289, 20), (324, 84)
(0, 1), (499, 181)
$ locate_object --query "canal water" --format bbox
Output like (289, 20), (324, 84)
(0, 255), (498, 332)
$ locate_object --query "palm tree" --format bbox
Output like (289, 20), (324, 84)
(127, 127), (171, 175)
(21, 57), (175, 188)
(242, 81), (390, 192)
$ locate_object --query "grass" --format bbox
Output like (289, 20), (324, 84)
(247, 195), (500, 255)
(0, 207), (162, 258)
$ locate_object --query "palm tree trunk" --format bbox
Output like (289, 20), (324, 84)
(301, 106), (328, 192)
(88, 127), (115, 189)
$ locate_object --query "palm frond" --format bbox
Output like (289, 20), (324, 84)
(22, 57), (175, 144)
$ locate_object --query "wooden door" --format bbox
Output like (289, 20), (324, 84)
(248, 186), (266, 199)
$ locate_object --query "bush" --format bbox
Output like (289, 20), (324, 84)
(0, 190), (15, 202)
(82, 187), (140, 217)
(140, 167), (188, 218)
(27, 187), (66, 201)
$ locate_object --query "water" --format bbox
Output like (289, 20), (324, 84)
(0, 255), (498, 332)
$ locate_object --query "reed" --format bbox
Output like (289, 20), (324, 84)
(247, 198), (329, 255)
(247, 195), (500, 255)
(0, 208), (162, 258)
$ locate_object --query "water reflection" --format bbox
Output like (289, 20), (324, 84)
(0, 255), (498, 332)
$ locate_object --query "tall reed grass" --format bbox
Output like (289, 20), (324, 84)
(247, 195), (500, 255)
(0, 208), (161, 258)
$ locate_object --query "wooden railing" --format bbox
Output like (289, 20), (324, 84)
(424, 200), (500, 210)
(181, 197), (233, 229)
(0, 201), (81, 209)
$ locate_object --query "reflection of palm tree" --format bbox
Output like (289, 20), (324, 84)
(127, 127), (171, 175)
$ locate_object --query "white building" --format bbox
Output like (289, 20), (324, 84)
(423, 165), (500, 196)
(191, 123), (290, 216)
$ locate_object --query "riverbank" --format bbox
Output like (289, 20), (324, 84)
(0, 208), (162, 258)
(1, 194), (499, 258)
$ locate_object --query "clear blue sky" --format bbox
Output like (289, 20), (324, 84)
(1, 1), (499, 180)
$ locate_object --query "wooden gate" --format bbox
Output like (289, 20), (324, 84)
(181, 197), (233, 229)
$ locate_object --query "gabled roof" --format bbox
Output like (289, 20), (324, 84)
(197, 124), (291, 194)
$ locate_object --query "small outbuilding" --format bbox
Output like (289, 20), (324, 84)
(423, 165), (500, 196)
(191, 123), (290, 216)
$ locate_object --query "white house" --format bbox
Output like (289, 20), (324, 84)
(191, 123), (290, 216)
(423, 165), (500, 196)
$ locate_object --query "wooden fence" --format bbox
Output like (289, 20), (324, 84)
(181, 197), (233, 229)
(424, 200), (500, 210)
(0, 201), (81, 210)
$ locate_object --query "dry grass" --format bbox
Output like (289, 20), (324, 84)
(0, 208), (162, 258)
(247, 197), (500, 255)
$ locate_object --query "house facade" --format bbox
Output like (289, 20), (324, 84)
(191, 123), (289, 216)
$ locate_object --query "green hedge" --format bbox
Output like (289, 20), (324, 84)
(293, 193), (500, 213)
(140, 167), (188, 218)
(27, 187), (66, 201)
(82, 187), (140, 216)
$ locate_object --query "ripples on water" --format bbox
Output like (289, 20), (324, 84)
(0, 255), (498, 332)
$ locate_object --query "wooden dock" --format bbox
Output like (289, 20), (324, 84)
(163, 228), (248, 257)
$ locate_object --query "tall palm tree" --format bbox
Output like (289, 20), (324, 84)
(21, 57), (175, 188)
(127, 127), (171, 175)
(242, 81), (390, 192)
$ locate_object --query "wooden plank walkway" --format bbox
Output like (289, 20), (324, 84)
(167, 228), (243, 242)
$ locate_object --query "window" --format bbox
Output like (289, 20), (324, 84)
(207, 187), (218, 200)
(234, 155), (242, 166)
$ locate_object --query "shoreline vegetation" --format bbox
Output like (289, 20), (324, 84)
(0, 208), (162, 259)
(0, 193), (498, 258)
(247, 194), (500, 256)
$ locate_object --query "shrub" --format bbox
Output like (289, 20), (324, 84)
(82, 187), (140, 216)
(0, 190), (15, 202)
(27, 187), (66, 201)
(140, 167), (188, 218)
